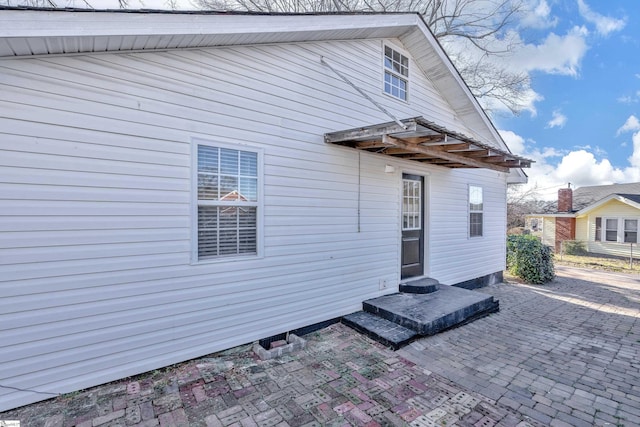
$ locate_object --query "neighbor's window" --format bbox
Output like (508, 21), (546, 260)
(605, 218), (618, 242)
(530, 218), (540, 232)
(469, 185), (483, 237)
(196, 143), (260, 260)
(624, 219), (638, 243)
(384, 45), (408, 101)
(595, 217), (602, 241)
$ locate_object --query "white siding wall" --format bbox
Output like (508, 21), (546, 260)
(542, 218), (556, 247)
(0, 39), (507, 410)
(578, 201), (640, 258)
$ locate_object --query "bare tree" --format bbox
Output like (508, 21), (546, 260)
(193, 0), (530, 115)
(507, 184), (557, 230)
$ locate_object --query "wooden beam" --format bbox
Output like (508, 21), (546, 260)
(383, 135), (509, 172)
(459, 149), (495, 158)
(401, 134), (445, 144)
(430, 142), (473, 152)
(325, 120), (417, 143)
(352, 140), (389, 149)
(384, 147), (417, 155)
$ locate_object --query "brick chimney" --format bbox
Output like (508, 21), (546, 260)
(555, 186), (576, 252)
(558, 187), (573, 212)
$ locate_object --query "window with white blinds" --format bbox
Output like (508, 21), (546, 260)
(196, 143), (260, 260)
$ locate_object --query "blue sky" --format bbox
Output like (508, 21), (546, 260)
(491, 0), (640, 199)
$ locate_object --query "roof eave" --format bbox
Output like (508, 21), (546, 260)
(576, 194), (640, 216)
(0, 10), (420, 57)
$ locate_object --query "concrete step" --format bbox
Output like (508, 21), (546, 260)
(342, 311), (418, 350)
(399, 277), (439, 294)
(363, 285), (499, 337)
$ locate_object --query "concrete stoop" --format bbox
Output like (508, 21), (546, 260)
(343, 277), (499, 350)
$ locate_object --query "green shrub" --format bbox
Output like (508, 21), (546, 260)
(506, 234), (555, 284)
(561, 240), (587, 256)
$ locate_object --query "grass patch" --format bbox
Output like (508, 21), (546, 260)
(555, 253), (640, 274)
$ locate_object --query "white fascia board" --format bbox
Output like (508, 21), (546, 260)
(525, 213), (575, 218)
(0, 10), (418, 39)
(576, 194), (640, 217)
(507, 168), (528, 184)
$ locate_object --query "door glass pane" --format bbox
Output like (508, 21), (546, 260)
(402, 179), (421, 230)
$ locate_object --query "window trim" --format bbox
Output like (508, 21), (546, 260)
(469, 185), (483, 238)
(623, 218), (638, 244)
(604, 217), (618, 242)
(595, 216), (640, 244)
(382, 42), (410, 102)
(191, 138), (264, 264)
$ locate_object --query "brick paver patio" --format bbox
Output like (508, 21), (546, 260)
(1, 324), (534, 427)
(2, 265), (638, 426)
(401, 265), (640, 427)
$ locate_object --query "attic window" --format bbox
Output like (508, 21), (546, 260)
(384, 45), (408, 101)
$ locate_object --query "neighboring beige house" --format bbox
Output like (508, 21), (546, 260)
(526, 183), (640, 258)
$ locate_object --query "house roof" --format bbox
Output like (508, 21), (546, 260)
(0, 7), (530, 178)
(575, 193), (640, 216)
(573, 182), (640, 210)
(528, 190), (640, 219)
(619, 193), (640, 204)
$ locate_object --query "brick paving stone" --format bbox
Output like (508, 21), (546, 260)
(7, 265), (638, 427)
(400, 266), (640, 427)
(92, 409), (126, 426)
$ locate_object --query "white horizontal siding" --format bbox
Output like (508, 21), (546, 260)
(542, 218), (556, 247)
(0, 38), (508, 411)
(426, 168), (507, 284)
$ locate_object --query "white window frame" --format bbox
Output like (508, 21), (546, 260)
(604, 217), (619, 242)
(191, 138), (264, 263)
(382, 42), (409, 102)
(469, 185), (483, 238)
(623, 218), (638, 244)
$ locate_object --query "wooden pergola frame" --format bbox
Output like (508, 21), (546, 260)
(325, 117), (533, 173)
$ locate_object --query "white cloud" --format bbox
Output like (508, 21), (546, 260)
(616, 115), (640, 136)
(618, 95), (636, 104)
(500, 129), (525, 154)
(577, 0), (627, 37)
(509, 26), (589, 77)
(629, 132), (640, 170)
(520, 0), (559, 29)
(546, 110), (567, 129)
(501, 128), (640, 200)
(445, 23), (588, 116)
